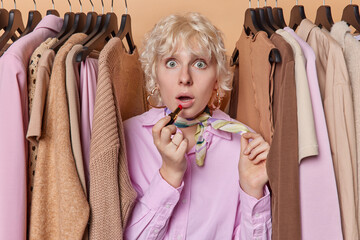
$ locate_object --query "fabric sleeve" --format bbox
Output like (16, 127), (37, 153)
(125, 171), (184, 240)
(232, 185), (272, 240)
(0, 53), (27, 240)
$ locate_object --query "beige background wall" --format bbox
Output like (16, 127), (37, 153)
(3, 0), (357, 56)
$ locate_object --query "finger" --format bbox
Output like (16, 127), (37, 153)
(242, 132), (260, 140)
(172, 132), (184, 146)
(176, 138), (188, 156)
(248, 142), (270, 160)
(243, 136), (263, 155)
(251, 151), (268, 164)
(240, 135), (249, 156)
(152, 116), (171, 144)
(160, 125), (177, 145)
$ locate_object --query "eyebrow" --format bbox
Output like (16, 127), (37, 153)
(164, 52), (211, 61)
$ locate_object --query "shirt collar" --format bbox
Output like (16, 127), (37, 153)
(297, 19), (317, 42)
(330, 21), (351, 49)
(141, 108), (232, 140)
(34, 15), (63, 33)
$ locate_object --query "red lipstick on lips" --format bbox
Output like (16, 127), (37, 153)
(165, 105), (183, 126)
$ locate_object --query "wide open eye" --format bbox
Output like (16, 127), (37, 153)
(166, 60), (177, 68)
(194, 60), (207, 69)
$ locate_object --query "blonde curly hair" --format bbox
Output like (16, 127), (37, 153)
(140, 12), (232, 108)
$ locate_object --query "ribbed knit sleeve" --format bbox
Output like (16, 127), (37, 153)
(89, 37), (137, 240)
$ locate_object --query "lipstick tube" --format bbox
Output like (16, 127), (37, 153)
(165, 105), (183, 126)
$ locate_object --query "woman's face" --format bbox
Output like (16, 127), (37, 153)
(155, 45), (218, 119)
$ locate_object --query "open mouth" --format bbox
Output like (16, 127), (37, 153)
(176, 94), (195, 108)
(177, 96), (193, 102)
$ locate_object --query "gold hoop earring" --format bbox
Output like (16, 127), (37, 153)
(146, 86), (166, 109)
(211, 90), (222, 110)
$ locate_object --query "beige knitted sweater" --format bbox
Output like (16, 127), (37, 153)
(89, 37), (141, 239)
(29, 33), (89, 240)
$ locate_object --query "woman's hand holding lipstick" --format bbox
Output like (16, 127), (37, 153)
(152, 106), (188, 188)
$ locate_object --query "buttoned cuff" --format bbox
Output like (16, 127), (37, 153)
(141, 171), (184, 211)
(239, 185), (271, 221)
(239, 185), (272, 238)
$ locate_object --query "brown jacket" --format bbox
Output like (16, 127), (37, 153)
(29, 33), (89, 240)
(89, 37), (140, 240)
(269, 33), (301, 240)
(234, 30), (274, 144)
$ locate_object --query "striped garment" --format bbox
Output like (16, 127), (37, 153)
(165, 108), (250, 166)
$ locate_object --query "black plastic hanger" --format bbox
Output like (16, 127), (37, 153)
(342, 3), (360, 33)
(314, 3), (334, 31)
(76, 2), (118, 63)
(46, 0), (59, 16)
(82, 0), (97, 34)
(272, 0), (287, 28)
(20, 0), (42, 37)
(0, 0), (25, 50)
(289, 3), (306, 31)
(0, 0), (9, 31)
(116, 14), (135, 54)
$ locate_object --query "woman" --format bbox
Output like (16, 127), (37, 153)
(124, 12), (271, 239)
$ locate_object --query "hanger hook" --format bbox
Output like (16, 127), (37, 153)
(257, 0), (259, 7)
(275, 0), (277, 7)
(1, 0), (3, 8)
(111, 0), (113, 12)
(249, 0), (251, 8)
(89, 0), (94, 12)
(296, 0), (298, 5)
(13, 0), (16, 9)
(79, 0), (82, 12)
(101, 0), (104, 14)
(51, 0), (55, 9)
(323, 0), (325, 5)
(265, 0), (267, 7)
(33, 0), (36, 10)
(67, 0), (72, 12)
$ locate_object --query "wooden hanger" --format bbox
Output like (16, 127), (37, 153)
(51, 11), (86, 53)
(52, 0), (75, 42)
(342, 4), (360, 33)
(116, 14), (135, 54)
(272, 0), (287, 28)
(255, 5), (275, 36)
(81, 0), (97, 34)
(264, 6), (280, 30)
(230, 4), (261, 67)
(231, 1), (281, 66)
(243, 8), (261, 36)
(0, 1), (25, 51)
(314, 4), (334, 31)
(79, 14), (105, 46)
(0, 6), (9, 32)
(46, 0), (59, 16)
(76, 12), (118, 62)
(20, 0), (42, 37)
(289, 4), (306, 30)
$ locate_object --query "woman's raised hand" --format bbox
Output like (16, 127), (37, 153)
(239, 132), (269, 199)
(152, 116), (188, 188)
